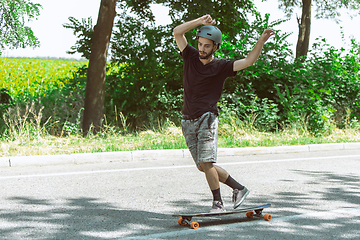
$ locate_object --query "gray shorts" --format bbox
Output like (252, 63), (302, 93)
(181, 112), (218, 168)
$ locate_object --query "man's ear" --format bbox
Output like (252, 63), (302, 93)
(213, 43), (219, 51)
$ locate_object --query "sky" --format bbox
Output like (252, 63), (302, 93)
(2, 0), (360, 59)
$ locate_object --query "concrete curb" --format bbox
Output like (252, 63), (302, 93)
(1, 142), (360, 168)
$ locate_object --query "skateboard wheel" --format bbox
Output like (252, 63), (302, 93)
(178, 217), (186, 226)
(264, 214), (272, 221)
(190, 221), (199, 229)
(246, 211), (254, 218)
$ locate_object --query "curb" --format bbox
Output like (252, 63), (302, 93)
(1, 142), (360, 168)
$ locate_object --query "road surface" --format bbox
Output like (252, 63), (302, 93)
(0, 149), (359, 239)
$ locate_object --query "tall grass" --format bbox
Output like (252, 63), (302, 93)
(1, 105), (360, 157)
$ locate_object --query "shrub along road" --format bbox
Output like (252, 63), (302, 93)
(0, 146), (359, 239)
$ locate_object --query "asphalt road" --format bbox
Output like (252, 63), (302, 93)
(0, 148), (360, 239)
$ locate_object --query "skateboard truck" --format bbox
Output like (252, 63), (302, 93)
(178, 217), (200, 229)
(246, 208), (272, 221)
(174, 204), (272, 229)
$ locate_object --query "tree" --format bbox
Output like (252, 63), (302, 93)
(296, 0), (311, 60)
(0, 0), (41, 55)
(266, 0), (360, 59)
(82, 0), (117, 135)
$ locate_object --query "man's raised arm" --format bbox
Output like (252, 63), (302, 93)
(173, 15), (215, 52)
(233, 29), (275, 72)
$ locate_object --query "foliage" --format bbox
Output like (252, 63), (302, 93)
(0, 88), (13, 132)
(301, 37), (360, 133)
(39, 65), (87, 136)
(263, 0), (360, 58)
(63, 17), (94, 60)
(257, 37), (359, 135)
(214, 12), (360, 135)
(217, 13), (291, 131)
(0, 0), (41, 54)
(273, 0), (360, 20)
(106, 7), (183, 129)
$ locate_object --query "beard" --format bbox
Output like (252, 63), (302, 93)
(199, 49), (215, 59)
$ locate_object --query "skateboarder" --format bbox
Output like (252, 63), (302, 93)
(173, 14), (275, 213)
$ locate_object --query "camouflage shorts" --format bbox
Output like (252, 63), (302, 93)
(181, 112), (218, 168)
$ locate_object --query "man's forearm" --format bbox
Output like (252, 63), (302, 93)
(173, 15), (215, 52)
(245, 30), (274, 65)
(233, 40), (265, 71)
(233, 29), (275, 71)
(173, 17), (203, 36)
(245, 39), (266, 65)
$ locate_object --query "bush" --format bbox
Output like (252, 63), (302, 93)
(217, 17), (360, 135)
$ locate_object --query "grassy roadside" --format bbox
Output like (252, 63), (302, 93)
(1, 124), (360, 157)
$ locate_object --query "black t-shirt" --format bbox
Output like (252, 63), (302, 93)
(180, 44), (237, 117)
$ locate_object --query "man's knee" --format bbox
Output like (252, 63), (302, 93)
(199, 162), (214, 171)
(197, 165), (204, 172)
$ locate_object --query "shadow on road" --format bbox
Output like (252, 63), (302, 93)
(0, 196), (174, 239)
(0, 169), (359, 239)
(168, 169), (360, 239)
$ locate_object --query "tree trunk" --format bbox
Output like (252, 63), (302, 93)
(82, 0), (117, 136)
(296, 0), (311, 59)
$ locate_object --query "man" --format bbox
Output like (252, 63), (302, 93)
(173, 14), (275, 213)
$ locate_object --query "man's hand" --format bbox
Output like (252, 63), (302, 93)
(199, 14), (216, 25)
(173, 14), (216, 52)
(259, 29), (276, 43)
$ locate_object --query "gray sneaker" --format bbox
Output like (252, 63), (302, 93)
(209, 201), (226, 213)
(233, 187), (250, 209)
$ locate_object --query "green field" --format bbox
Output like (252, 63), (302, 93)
(0, 58), (87, 100)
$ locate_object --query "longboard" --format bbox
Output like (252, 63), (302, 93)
(172, 203), (271, 229)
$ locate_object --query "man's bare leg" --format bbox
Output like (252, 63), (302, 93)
(197, 163), (229, 186)
(198, 162), (248, 209)
(198, 162), (225, 212)
(198, 162), (221, 190)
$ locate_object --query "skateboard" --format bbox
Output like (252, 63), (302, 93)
(172, 203), (271, 229)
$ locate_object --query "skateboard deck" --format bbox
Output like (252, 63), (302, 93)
(172, 203), (271, 229)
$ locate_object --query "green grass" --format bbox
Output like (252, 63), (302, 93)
(1, 103), (360, 157)
(1, 121), (360, 157)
